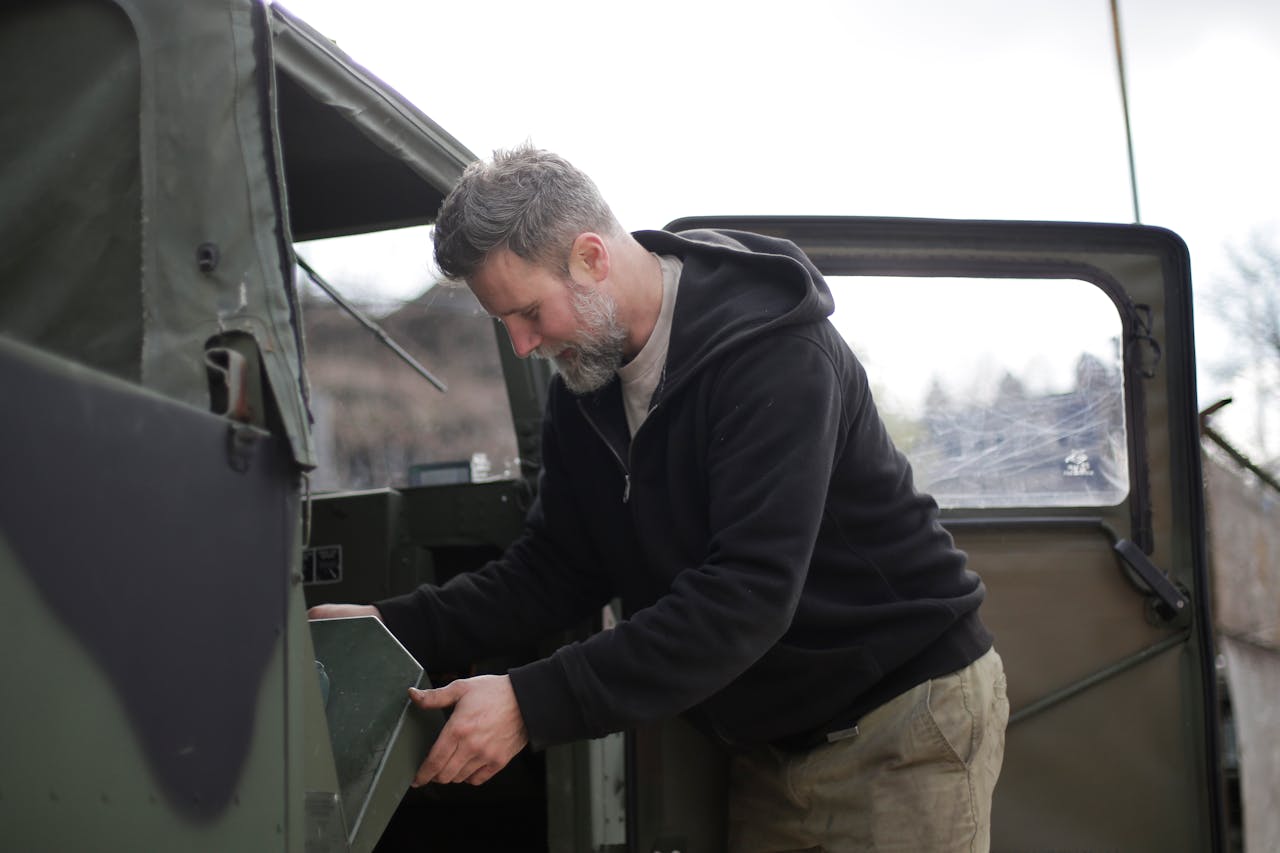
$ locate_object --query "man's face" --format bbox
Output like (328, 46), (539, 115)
(470, 248), (627, 394)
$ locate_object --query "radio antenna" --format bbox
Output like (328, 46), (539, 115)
(1110, 0), (1142, 223)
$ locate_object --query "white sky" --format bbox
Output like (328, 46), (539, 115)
(281, 0), (1280, 458)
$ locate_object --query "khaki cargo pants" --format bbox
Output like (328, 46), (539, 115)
(728, 648), (1009, 853)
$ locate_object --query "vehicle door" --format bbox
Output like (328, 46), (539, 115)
(0, 1), (314, 850)
(633, 214), (1225, 853)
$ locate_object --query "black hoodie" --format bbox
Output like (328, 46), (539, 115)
(377, 228), (991, 750)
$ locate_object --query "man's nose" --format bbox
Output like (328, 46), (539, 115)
(504, 319), (541, 358)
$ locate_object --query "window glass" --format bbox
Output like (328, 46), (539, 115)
(829, 276), (1128, 508)
(296, 226), (519, 493)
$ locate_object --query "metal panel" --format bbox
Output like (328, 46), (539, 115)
(310, 615), (443, 853)
(0, 332), (294, 849)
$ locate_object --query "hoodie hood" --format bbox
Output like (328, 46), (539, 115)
(632, 229), (835, 403)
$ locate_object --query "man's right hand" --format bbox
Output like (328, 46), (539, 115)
(307, 603), (383, 622)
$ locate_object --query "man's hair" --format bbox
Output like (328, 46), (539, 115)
(432, 144), (622, 281)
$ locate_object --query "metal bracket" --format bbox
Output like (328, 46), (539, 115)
(1114, 538), (1189, 624)
(205, 346), (253, 422)
(226, 422), (260, 473)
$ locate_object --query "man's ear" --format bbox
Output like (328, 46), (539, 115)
(570, 232), (610, 283)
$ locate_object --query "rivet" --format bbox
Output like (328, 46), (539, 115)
(197, 242), (220, 274)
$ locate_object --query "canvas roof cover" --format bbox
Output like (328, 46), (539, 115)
(0, 0), (474, 467)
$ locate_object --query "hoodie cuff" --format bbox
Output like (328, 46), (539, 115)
(508, 656), (590, 751)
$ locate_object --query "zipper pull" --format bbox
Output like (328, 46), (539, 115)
(622, 474), (631, 504)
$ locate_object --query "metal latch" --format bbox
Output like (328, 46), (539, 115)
(1113, 539), (1189, 624)
(226, 422), (260, 473)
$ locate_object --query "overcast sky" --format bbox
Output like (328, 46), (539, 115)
(281, 0), (1280, 457)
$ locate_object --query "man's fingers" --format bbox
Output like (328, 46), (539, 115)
(408, 683), (462, 710)
(465, 764), (498, 786)
(407, 674), (528, 788)
(307, 603), (382, 622)
(412, 737), (456, 788)
(409, 685), (475, 785)
(437, 752), (489, 785)
(411, 728), (489, 786)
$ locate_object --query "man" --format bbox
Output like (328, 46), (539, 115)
(311, 145), (1008, 851)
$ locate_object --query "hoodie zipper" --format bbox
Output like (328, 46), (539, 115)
(579, 400), (632, 503)
(578, 392), (669, 505)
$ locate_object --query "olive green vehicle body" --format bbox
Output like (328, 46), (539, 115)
(0, 1), (1226, 851)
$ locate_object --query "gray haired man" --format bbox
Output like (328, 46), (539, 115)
(313, 145), (1008, 851)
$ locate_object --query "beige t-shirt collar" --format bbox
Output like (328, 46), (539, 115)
(617, 253), (682, 436)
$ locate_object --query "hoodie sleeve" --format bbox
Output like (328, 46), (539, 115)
(509, 328), (851, 747)
(376, 399), (616, 672)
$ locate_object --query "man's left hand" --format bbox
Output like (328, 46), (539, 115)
(408, 674), (529, 787)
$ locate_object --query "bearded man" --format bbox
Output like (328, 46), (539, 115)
(312, 145), (1008, 852)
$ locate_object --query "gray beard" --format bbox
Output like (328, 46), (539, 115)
(538, 283), (627, 395)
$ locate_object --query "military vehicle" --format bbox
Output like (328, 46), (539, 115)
(0, 0), (1228, 850)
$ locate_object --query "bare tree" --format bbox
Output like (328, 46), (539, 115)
(1206, 231), (1280, 470)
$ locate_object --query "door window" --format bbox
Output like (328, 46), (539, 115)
(828, 276), (1127, 508)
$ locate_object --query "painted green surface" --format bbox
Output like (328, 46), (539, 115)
(311, 616), (442, 853)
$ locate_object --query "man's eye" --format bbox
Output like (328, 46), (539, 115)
(522, 307), (539, 320)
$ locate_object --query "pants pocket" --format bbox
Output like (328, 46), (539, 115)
(923, 649), (1007, 768)
(922, 668), (977, 767)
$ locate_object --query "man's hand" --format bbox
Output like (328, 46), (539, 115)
(409, 674), (529, 787)
(307, 603), (383, 621)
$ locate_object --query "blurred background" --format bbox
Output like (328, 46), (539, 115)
(283, 0), (1279, 471)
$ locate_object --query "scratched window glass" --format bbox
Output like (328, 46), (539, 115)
(828, 276), (1128, 508)
(294, 225), (519, 493)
